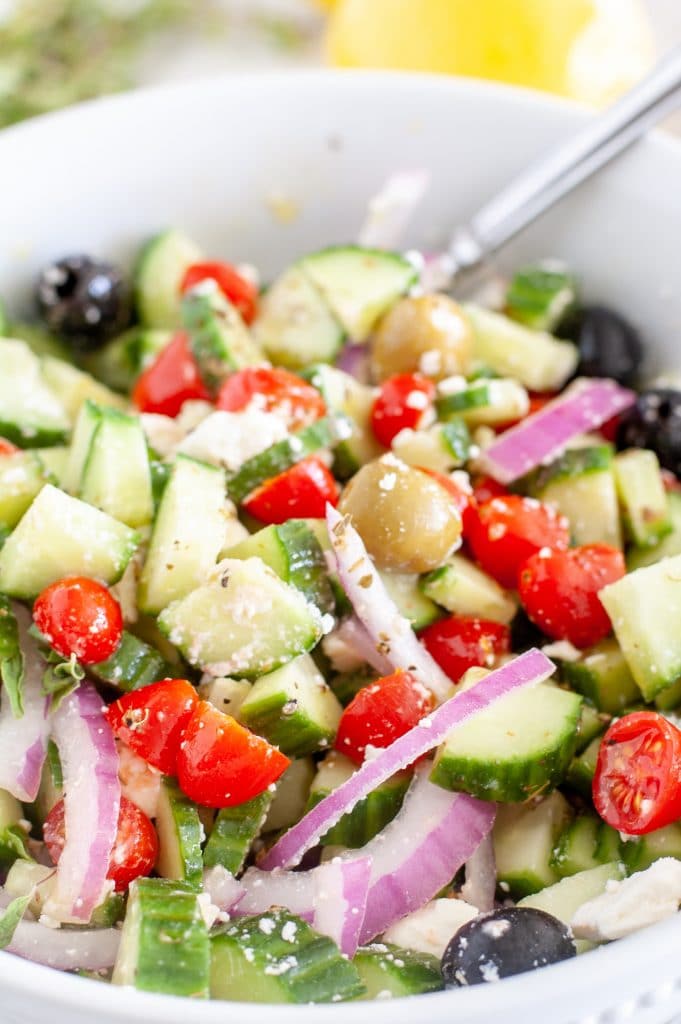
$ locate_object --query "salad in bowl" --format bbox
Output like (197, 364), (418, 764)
(0, 209), (680, 1006)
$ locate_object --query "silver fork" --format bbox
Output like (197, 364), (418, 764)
(438, 45), (681, 288)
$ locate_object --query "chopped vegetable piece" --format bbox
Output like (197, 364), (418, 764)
(132, 332), (210, 417)
(418, 616), (511, 685)
(217, 366), (326, 430)
(370, 373), (435, 447)
(181, 261), (258, 324)
(105, 678), (198, 776)
(243, 456), (339, 524)
(334, 670), (434, 765)
(33, 576), (123, 666)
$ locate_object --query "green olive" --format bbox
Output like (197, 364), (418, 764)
(370, 294), (474, 382)
(338, 456), (462, 572)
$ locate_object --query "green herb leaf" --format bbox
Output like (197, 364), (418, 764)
(0, 595), (24, 718)
(42, 652), (85, 711)
(0, 893), (32, 950)
(0, 825), (30, 872)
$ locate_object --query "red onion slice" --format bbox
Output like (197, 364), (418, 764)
(341, 766), (495, 942)
(45, 683), (121, 924)
(6, 918), (121, 971)
(462, 832), (497, 912)
(260, 646), (554, 870)
(237, 858), (372, 957)
(202, 866), (245, 913)
(479, 377), (636, 484)
(0, 604), (50, 802)
(326, 615), (393, 676)
(358, 170), (430, 250)
(335, 343), (371, 384)
(326, 505), (453, 701)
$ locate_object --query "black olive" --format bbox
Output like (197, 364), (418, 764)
(560, 306), (643, 386)
(37, 255), (132, 352)
(616, 388), (681, 477)
(441, 907), (575, 986)
(511, 609), (547, 651)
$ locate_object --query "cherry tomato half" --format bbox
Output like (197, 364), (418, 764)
(593, 712), (681, 835)
(0, 438), (19, 456)
(467, 495), (570, 590)
(181, 261), (258, 324)
(44, 795), (158, 892)
(177, 701), (289, 807)
(334, 670), (434, 766)
(419, 616), (511, 684)
(33, 577), (123, 665)
(471, 474), (509, 507)
(518, 544), (625, 649)
(105, 678), (198, 776)
(370, 373), (436, 448)
(217, 367), (326, 431)
(132, 332), (210, 418)
(242, 456), (339, 524)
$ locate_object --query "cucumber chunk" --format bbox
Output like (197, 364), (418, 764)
(505, 265), (577, 332)
(0, 485), (138, 599)
(40, 356), (127, 423)
(305, 365), (384, 480)
(307, 751), (410, 848)
(155, 777), (204, 888)
(253, 266), (345, 369)
(263, 757), (315, 833)
(599, 555), (681, 700)
(158, 558), (323, 678)
(436, 378), (529, 427)
(0, 451), (49, 530)
(0, 340), (70, 446)
(353, 943), (443, 999)
(239, 654), (342, 756)
(227, 416), (343, 505)
(203, 791), (272, 875)
(182, 283), (263, 391)
(63, 399), (102, 495)
(525, 445), (622, 548)
(200, 676), (252, 719)
(519, 863), (624, 953)
(80, 408), (154, 528)
(34, 446), (68, 487)
(421, 553), (517, 625)
(560, 637), (641, 714)
(379, 570), (440, 629)
(431, 677), (582, 803)
(83, 327), (173, 392)
(392, 421), (471, 473)
(135, 229), (203, 328)
(566, 736), (601, 798)
(210, 909), (365, 1003)
(620, 822), (681, 873)
(298, 246), (417, 341)
(113, 878), (210, 997)
(627, 492), (681, 570)
(494, 791), (573, 898)
(551, 814), (602, 878)
(226, 519), (335, 614)
(614, 449), (671, 547)
(463, 304), (579, 392)
(575, 702), (609, 753)
(89, 630), (171, 693)
(138, 454), (226, 615)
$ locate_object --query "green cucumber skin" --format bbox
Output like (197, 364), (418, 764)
(308, 774), (410, 848)
(203, 792), (272, 875)
(523, 444), (613, 493)
(117, 878), (210, 998)
(550, 815), (601, 878)
(505, 266), (577, 332)
(353, 944), (443, 999)
(157, 778), (204, 889)
(436, 382), (491, 419)
(330, 667), (377, 706)
(565, 736), (601, 798)
(227, 416), (342, 505)
(620, 822), (681, 874)
(238, 688), (335, 758)
(627, 492), (681, 570)
(182, 288), (262, 391)
(89, 630), (171, 693)
(210, 910), (365, 1004)
(560, 639), (641, 715)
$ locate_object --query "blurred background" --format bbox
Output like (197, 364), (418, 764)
(0, 0), (680, 131)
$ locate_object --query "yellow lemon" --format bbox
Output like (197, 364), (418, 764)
(327, 0), (655, 106)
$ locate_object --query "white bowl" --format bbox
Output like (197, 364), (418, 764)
(1, 71), (681, 1024)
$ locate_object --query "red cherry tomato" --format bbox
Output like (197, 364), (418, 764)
(518, 544), (625, 649)
(44, 795), (158, 892)
(33, 577), (123, 665)
(132, 332), (210, 418)
(177, 700), (290, 807)
(418, 616), (511, 684)
(0, 437), (19, 456)
(105, 679), (198, 776)
(416, 467), (473, 519)
(334, 670), (434, 766)
(599, 413), (621, 443)
(471, 474), (509, 506)
(593, 712), (681, 835)
(181, 261), (258, 324)
(467, 495), (570, 589)
(242, 456), (339, 524)
(370, 373), (436, 448)
(662, 469), (681, 494)
(217, 367), (326, 431)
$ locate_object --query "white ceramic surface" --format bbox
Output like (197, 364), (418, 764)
(1, 71), (681, 1024)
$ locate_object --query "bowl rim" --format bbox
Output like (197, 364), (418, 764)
(1, 68), (681, 1021)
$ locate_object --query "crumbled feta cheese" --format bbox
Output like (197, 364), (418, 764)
(117, 740), (161, 819)
(571, 859), (681, 942)
(178, 409), (288, 471)
(383, 898), (478, 958)
(541, 640), (583, 663)
(140, 413), (184, 458)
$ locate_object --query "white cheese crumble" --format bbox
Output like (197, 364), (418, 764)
(178, 409), (288, 471)
(571, 858), (681, 942)
(383, 898), (478, 959)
